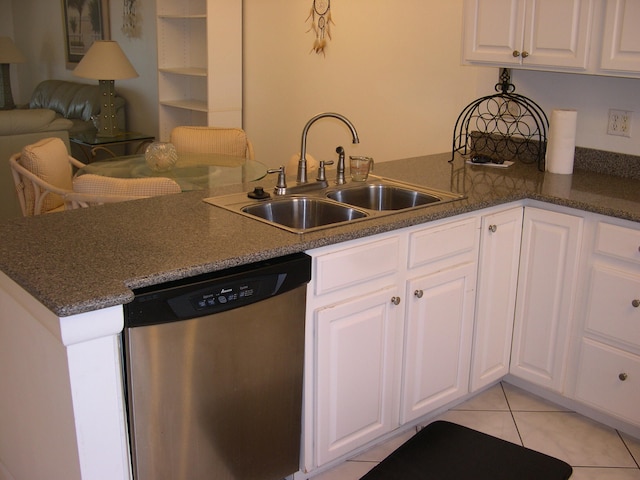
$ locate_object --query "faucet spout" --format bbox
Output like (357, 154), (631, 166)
(298, 112), (360, 184)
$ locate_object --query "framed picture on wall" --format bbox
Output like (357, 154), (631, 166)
(62, 0), (110, 68)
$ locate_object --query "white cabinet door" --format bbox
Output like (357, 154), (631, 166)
(314, 286), (403, 466)
(575, 338), (640, 425)
(600, 0), (640, 73)
(522, 0), (593, 69)
(401, 263), (477, 423)
(463, 0), (594, 70)
(471, 207), (523, 392)
(463, 0), (525, 66)
(511, 207), (583, 392)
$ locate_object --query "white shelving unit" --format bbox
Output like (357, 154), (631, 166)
(156, 0), (242, 141)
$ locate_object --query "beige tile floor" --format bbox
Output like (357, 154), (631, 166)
(312, 382), (640, 480)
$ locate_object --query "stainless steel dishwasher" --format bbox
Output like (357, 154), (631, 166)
(122, 253), (311, 480)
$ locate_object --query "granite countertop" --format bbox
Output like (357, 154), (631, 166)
(1, 152), (639, 317)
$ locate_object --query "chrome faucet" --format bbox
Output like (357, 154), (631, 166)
(297, 112), (360, 184)
(335, 146), (346, 185)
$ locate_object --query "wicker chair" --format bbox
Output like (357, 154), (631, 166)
(67, 174), (181, 208)
(169, 126), (255, 160)
(9, 137), (86, 216)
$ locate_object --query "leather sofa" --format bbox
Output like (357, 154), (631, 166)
(29, 79), (126, 135)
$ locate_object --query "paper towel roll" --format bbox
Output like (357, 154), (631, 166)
(546, 109), (577, 174)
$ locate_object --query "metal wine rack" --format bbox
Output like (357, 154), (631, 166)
(451, 69), (549, 170)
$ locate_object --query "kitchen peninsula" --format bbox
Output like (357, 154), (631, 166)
(1, 151), (640, 480)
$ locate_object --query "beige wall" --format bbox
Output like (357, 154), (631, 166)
(6, 0), (640, 169)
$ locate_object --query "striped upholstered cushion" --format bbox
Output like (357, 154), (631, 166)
(169, 127), (250, 158)
(73, 174), (181, 197)
(20, 137), (73, 213)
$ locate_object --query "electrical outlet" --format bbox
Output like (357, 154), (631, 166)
(607, 109), (632, 137)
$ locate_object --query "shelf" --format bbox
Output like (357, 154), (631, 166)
(159, 67), (207, 77)
(160, 99), (208, 112)
(156, 0), (242, 136)
(158, 14), (206, 20)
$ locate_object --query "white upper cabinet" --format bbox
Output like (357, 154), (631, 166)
(462, 0), (525, 66)
(463, 0), (594, 71)
(599, 0), (640, 74)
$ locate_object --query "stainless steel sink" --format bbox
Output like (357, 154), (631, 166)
(326, 183), (441, 211)
(242, 197), (367, 232)
(204, 176), (465, 234)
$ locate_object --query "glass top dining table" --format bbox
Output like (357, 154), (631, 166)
(76, 153), (268, 191)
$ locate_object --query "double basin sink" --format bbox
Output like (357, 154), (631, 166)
(205, 176), (465, 233)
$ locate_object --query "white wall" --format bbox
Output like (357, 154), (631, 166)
(512, 69), (640, 157)
(243, 0), (496, 167)
(6, 0), (640, 167)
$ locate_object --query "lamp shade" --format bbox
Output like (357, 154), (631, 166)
(0, 37), (26, 64)
(73, 41), (138, 80)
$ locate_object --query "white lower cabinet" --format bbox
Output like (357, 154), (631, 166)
(401, 262), (477, 423)
(575, 339), (640, 425)
(572, 219), (640, 426)
(306, 215), (479, 469)
(471, 206), (523, 392)
(510, 207), (584, 392)
(315, 286), (403, 465)
(302, 204), (640, 476)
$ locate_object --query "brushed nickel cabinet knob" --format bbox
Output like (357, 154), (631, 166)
(488, 224), (497, 233)
(619, 372), (628, 381)
(414, 290), (424, 299)
(391, 296), (401, 306)
(632, 299), (640, 308)
(521, 51), (530, 58)
(512, 50), (521, 57)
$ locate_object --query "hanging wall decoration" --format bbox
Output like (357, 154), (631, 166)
(306, 0), (334, 56)
(122, 0), (141, 38)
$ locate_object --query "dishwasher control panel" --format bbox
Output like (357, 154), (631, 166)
(191, 279), (259, 309)
(124, 253), (312, 327)
(170, 273), (286, 319)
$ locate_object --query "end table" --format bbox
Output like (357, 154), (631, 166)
(70, 131), (155, 162)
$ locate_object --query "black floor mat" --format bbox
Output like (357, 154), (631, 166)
(360, 421), (573, 479)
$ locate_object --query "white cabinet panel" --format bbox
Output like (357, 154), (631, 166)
(584, 263), (640, 349)
(575, 338), (640, 425)
(600, 0), (640, 73)
(462, 0), (524, 65)
(511, 207), (583, 391)
(471, 207), (523, 391)
(313, 236), (401, 297)
(463, 0), (594, 70)
(315, 286), (402, 465)
(408, 217), (477, 269)
(594, 222), (640, 264)
(523, 0), (593, 69)
(401, 263), (476, 423)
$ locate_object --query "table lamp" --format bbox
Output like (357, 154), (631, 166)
(73, 40), (138, 137)
(0, 37), (26, 110)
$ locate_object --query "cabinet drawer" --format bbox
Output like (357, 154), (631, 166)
(313, 236), (401, 296)
(595, 222), (640, 264)
(585, 264), (640, 349)
(408, 217), (478, 269)
(575, 339), (640, 425)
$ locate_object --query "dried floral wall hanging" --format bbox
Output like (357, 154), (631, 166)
(122, 0), (141, 38)
(306, 0), (334, 56)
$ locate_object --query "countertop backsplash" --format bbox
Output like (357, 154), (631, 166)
(575, 146), (640, 180)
